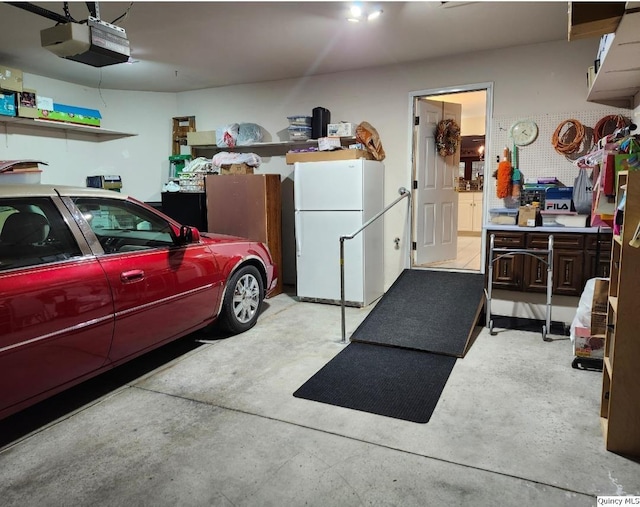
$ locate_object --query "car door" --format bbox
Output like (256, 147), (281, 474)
(71, 196), (223, 362)
(0, 196), (114, 418)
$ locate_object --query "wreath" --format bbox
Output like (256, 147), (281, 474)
(435, 119), (461, 157)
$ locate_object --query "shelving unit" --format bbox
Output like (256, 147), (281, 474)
(600, 170), (640, 457)
(0, 116), (136, 141)
(587, 10), (640, 108)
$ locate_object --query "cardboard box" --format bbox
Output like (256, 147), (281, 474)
(220, 163), (254, 175)
(0, 91), (16, 117)
(590, 312), (607, 337)
(38, 103), (101, 127)
(17, 89), (38, 119)
(327, 122), (357, 137)
(544, 187), (573, 212)
(591, 278), (609, 315)
(317, 137), (341, 151)
(573, 325), (605, 358)
(518, 206), (538, 227)
(187, 130), (217, 146)
(590, 278), (609, 336)
(285, 148), (373, 165)
(0, 65), (23, 92)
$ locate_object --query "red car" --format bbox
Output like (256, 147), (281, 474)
(0, 184), (277, 420)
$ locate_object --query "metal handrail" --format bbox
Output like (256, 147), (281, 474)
(339, 187), (411, 343)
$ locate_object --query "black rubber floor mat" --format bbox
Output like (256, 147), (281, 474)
(293, 342), (457, 424)
(350, 269), (484, 357)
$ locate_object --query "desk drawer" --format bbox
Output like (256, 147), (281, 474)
(527, 233), (584, 250)
(586, 234), (612, 251)
(490, 232), (525, 248)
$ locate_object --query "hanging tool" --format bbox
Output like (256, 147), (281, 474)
(511, 142), (521, 200)
(495, 146), (512, 199)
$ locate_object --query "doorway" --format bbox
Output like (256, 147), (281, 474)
(409, 83), (492, 273)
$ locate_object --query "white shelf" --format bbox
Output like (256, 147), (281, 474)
(0, 116), (136, 141)
(587, 10), (640, 108)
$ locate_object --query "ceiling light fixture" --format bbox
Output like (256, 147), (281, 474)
(346, 4), (383, 23)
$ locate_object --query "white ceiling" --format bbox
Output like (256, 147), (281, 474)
(0, 1), (571, 93)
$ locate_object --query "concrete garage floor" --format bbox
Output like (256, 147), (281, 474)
(1, 290), (639, 506)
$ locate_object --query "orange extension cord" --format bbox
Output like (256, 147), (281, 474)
(552, 119), (585, 155)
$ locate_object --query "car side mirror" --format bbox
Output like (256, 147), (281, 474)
(178, 225), (200, 245)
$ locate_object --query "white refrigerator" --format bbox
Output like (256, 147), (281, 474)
(294, 158), (384, 306)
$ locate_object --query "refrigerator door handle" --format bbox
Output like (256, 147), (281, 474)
(295, 210), (302, 257)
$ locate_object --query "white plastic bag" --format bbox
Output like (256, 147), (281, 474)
(216, 123), (239, 147)
(237, 123), (263, 145)
(573, 169), (593, 214)
(570, 277), (601, 344)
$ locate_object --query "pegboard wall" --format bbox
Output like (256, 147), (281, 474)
(487, 106), (633, 210)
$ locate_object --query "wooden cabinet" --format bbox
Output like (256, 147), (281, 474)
(600, 170), (640, 457)
(524, 233), (585, 296)
(457, 192), (483, 233)
(486, 228), (612, 296)
(205, 174), (283, 296)
(488, 232), (525, 290)
(161, 191), (207, 231)
(585, 233), (613, 280)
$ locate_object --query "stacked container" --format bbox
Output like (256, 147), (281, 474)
(287, 115), (312, 141)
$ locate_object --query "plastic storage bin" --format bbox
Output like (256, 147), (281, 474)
(288, 126), (312, 141)
(489, 208), (518, 225)
(287, 115), (312, 127)
(0, 170), (42, 184)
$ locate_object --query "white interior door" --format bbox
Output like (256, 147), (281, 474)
(414, 98), (461, 265)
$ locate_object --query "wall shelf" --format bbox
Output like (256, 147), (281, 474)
(587, 10), (640, 108)
(0, 116), (136, 142)
(192, 137), (357, 157)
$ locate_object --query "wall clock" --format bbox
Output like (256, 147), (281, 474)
(509, 120), (538, 146)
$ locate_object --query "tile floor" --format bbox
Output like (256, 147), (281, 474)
(422, 234), (482, 271)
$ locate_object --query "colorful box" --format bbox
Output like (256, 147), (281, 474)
(38, 103), (101, 127)
(545, 187), (573, 212)
(17, 89), (38, 119)
(573, 325), (605, 359)
(327, 122), (357, 137)
(0, 91), (16, 117)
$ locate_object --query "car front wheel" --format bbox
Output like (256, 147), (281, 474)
(219, 265), (264, 334)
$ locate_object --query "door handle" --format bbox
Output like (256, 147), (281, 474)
(294, 210), (302, 257)
(120, 269), (145, 283)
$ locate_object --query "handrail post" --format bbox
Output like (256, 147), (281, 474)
(340, 186), (410, 344)
(340, 236), (347, 343)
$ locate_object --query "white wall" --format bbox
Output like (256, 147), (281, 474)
(177, 38), (614, 289)
(2, 37), (621, 290)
